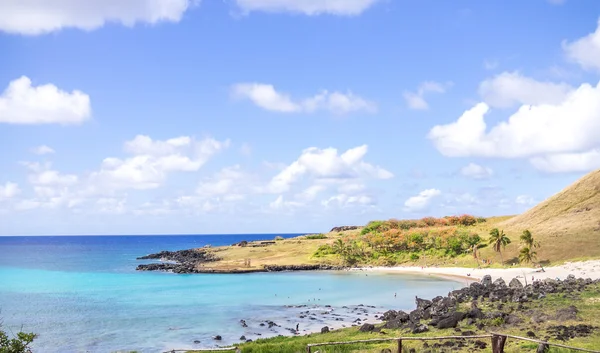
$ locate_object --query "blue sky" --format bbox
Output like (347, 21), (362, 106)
(1, 0), (600, 235)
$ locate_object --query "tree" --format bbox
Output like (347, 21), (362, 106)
(488, 228), (511, 265)
(520, 230), (540, 249)
(0, 325), (36, 353)
(519, 246), (537, 264)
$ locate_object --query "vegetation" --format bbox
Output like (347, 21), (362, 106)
(488, 228), (511, 265)
(0, 324), (36, 353)
(518, 229), (540, 265)
(274, 236), (284, 241)
(304, 234), (327, 240)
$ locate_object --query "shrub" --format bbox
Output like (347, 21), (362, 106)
(274, 236), (284, 241)
(305, 234), (327, 240)
(410, 253), (420, 261)
(0, 326), (36, 353)
(458, 214), (477, 226)
(313, 245), (335, 257)
(476, 217), (487, 223)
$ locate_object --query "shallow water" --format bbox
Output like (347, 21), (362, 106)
(0, 235), (463, 352)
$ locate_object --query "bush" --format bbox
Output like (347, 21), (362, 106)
(410, 253), (420, 261)
(0, 325), (36, 353)
(305, 234), (327, 240)
(274, 236), (284, 241)
(313, 245), (335, 257)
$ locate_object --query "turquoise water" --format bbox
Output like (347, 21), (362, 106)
(0, 235), (463, 352)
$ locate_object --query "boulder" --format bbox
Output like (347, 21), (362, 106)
(321, 326), (330, 333)
(213, 335), (222, 340)
(509, 278), (523, 289)
(481, 275), (493, 287)
(359, 323), (375, 332)
(493, 278), (507, 288)
(555, 305), (579, 321)
(435, 312), (466, 329)
(411, 324), (429, 334)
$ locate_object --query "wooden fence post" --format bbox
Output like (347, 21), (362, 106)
(306, 345), (311, 353)
(491, 334), (507, 353)
(397, 339), (402, 353)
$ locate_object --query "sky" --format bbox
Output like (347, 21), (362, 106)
(1, 0), (600, 235)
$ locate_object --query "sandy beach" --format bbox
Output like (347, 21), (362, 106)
(356, 260), (600, 285)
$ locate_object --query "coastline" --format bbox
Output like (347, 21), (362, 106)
(355, 259), (600, 284)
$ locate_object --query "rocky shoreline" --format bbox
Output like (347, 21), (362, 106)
(135, 249), (346, 274)
(183, 275), (599, 350)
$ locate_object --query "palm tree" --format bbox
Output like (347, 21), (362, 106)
(520, 229), (540, 249)
(332, 239), (346, 255)
(488, 228), (511, 265)
(519, 246), (537, 264)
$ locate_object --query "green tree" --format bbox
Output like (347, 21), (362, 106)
(0, 325), (36, 353)
(488, 228), (511, 265)
(519, 246), (537, 264)
(520, 229), (540, 249)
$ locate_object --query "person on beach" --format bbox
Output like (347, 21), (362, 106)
(296, 323), (299, 332)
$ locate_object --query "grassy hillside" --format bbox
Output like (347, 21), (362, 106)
(496, 169), (600, 263)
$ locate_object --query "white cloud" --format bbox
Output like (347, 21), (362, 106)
(196, 165), (254, 201)
(21, 162), (79, 186)
(231, 83), (377, 115)
(268, 144), (393, 193)
(96, 198), (127, 214)
(0, 76), (91, 125)
(403, 81), (448, 110)
(234, 0), (379, 16)
(515, 194), (536, 206)
(269, 195), (303, 210)
(530, 149), (600, 173)
(0, 182), (21, 199)
(478, 72), (573, 108)
(295, 184), (326, 202)
(459, 163), (493, 180)
(31, 145), (55, 155)
(90, 136), (229, 190)
(403, 188), (441, 212)
(563, 18), (600, 72)
(322, 194), (375, 208)
(428, 81), (600, 158)
(0, 0), (194, 35)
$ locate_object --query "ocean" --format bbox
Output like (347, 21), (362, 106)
(0, 235), (463, 352)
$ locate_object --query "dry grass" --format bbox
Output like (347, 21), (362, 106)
(200, 234), (346, 271)
(486, 169), (600, 264)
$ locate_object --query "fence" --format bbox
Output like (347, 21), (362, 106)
(305, 333), (600, 353)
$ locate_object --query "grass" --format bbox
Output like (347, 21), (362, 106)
(188, 283), (600, 353)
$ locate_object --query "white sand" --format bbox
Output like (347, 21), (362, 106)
(356, 260), (600, 285)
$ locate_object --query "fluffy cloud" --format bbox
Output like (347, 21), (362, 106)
(31, 145), (56, 155)
(233, 0), (379, 16)
(428, 81), (600, 159)
(515, 194), (536, 206)
(231, 83), (377, 115)
(478, 72), (572, 108)
(0, 182), (21, 199)
(322, 194), (375, 208)
(268, 145), (393, 193)
(459, 163), (493, 180)
(90, 135), (229, 190)
(0, 76), (91, 125)
(529, 149), (600, 173)
(403, 81), (448, 110)
(563, 18), (600, 72)
(0, 0), (193, 35)
(196, 165), (255, 202)
(21, 162), (79, 186)
(403, 188), (441, 212)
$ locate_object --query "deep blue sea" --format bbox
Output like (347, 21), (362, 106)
(0, 235), (463, 353)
